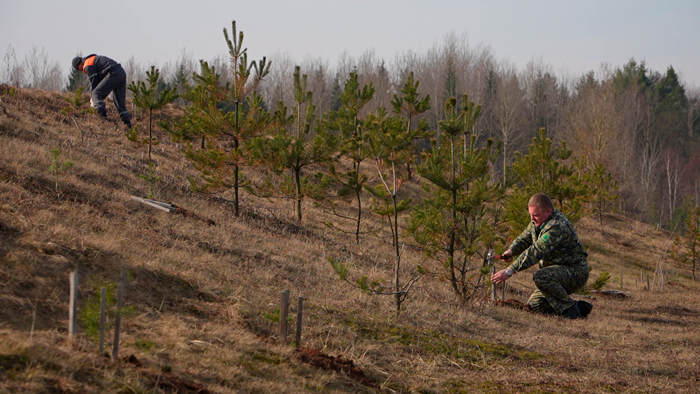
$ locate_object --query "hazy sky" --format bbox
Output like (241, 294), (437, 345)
(2, 0), (699, 86)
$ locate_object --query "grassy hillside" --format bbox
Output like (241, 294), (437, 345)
(1, 85), (699, 393)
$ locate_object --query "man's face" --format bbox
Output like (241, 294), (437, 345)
(528, 205), (552, 227)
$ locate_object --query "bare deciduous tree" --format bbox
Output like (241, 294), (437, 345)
(2, 44), (24, 87)
(123, 56), (145, 98)
(664, 149), (682, 224)
(261, 52), (295, 110)
(355, 49), (393, 113)
(522, 58), (564, 140)
(24, 45), (63, 91)
(639, 97), (662, 222)
(300, 56), (333, 118)
(491, 61), (524, 180)
(567, 66), (624, 168)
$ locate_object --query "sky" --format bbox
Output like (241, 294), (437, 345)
(2, 0), (700, 87)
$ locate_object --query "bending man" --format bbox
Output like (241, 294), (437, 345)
(72, 54), (131, 129)
(491, 193), (592, 319)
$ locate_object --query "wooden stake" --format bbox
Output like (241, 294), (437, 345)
(660, 270), (664, 291)
(99, 287), (106, 355)
(295, 296), (304, 348)
(113, 270), (125, 360)
(69, 271), (78, 341)
(280, 289), (290, 346)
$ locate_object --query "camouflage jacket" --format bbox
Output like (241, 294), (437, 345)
(507, 208), (588, 273)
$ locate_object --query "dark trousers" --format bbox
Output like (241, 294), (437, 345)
(91, 65), (131, 126)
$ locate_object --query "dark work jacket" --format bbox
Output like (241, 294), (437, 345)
(81, 54), (120, 91)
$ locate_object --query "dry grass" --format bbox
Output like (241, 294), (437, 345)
(0, 86), (699, 393)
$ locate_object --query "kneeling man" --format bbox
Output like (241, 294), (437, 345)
(491, 193), (592, 319)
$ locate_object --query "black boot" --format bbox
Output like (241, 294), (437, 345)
(96, 107), (107, 118)
(576, 300), (593, 318)
(562, 303), (582, 319)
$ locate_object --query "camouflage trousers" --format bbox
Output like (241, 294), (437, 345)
(527, 263), (589, 315)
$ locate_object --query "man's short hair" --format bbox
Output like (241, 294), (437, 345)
(528, 193), (554, 211)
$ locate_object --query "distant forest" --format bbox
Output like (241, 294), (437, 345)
(3, 34), (699, 229)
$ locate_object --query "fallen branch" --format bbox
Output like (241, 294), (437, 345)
(130, 196), (178, 213)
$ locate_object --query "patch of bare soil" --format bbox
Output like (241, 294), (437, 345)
(294, 348), (378, 390)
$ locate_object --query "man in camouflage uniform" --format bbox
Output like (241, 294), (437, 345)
(491, 193), (592, 319)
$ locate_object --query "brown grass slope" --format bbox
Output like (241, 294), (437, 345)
(0, 86), (699, 393)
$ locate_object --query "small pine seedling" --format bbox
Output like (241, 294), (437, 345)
(49, 148), (73, 193)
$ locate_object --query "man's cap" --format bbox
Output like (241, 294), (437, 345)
(71, 56), (83, 70)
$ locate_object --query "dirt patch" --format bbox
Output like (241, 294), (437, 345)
(294, 348), (378, 389)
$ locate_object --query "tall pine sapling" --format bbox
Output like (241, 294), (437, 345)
(249, 66), (338, 222)
(128, 66), (177, 160)
(250, 66), (338, 222)
(360, 108), (423, 314)
(324, 72), (376, 243)
(172, 61), (273, 209)
(223, 20), (271, 215)
(408, 96), (503, 301)
(165, 21), (271, 217)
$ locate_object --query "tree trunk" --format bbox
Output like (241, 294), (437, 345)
(392, 193), (401, 314)
(295, 167), (303, 222)
(233, 101), (240, 217)
(355, 188), (362, 244)
(148, 107), (153, 160)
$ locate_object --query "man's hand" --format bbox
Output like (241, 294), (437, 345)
(497, 249), (513, 262)
(491, 269), (512, 284)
